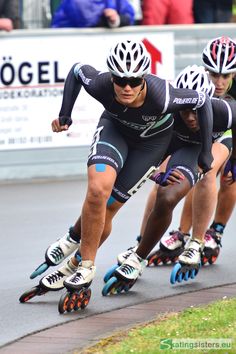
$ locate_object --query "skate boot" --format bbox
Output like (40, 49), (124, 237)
(170, 238), (203, 284)
(58, 261), (96, 314)
(30, 227), (81, 279)
(201, 229), (222, 265)
(147, 230), (190, 266)
(103, 236), (142, 283)
(102, 252), (147, 296)
(19, 258), (78, 303)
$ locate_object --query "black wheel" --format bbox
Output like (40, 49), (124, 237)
(19, 286), (41, 303)
(58, 292), (70, 314)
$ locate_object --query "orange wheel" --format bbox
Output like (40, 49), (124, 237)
(209, 255), (218, 264)
(81, 288), (91, 309)
(67, 293), (77, 312)
(74, 291), (84, 311)
(58, 292), (70, 314)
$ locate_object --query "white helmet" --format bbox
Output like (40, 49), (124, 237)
(106, 39), (151, 78)
(202, 36), (236, 74)
(174, 65), (215, 98)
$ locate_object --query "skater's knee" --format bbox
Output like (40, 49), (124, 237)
(155, 190), (180, 212)
(87, 182), (112, 206)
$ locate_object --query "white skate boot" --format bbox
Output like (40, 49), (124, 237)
(147, 230), (190, 266)
(117, 245), (138, 265)
(201, 230), (221, 265)
(63, 262), (96, 291)
(40, 258), (77, 290)
(115, 252), (147, 281)
(178, 238), (203, 265)
(46, 227), (80, 266)
(170, 238), (204, 285)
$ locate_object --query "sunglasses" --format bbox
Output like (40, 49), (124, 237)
(112, 75), (144, 88)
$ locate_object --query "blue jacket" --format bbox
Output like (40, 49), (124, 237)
(51, 0), (135, 28)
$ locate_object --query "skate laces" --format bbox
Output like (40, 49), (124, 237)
(49, 247), (64, 263)
(119, 263), (136, 275)
(70, 271), (84, 283)
(123, 247), (136, 260)
(182, 240), (201, 259)
(166, 230), (185, 246)
(44, 271), (65, 285)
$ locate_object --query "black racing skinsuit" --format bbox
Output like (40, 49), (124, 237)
(165, 97), (236, 186)
(57, 63), (213, 202)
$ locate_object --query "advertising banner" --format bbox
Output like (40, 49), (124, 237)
(0, 31), (174, 150)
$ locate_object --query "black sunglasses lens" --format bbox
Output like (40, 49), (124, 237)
(113, 76), (143, 87)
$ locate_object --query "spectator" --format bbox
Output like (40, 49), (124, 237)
(142, 0), (194, 25)
(0, 0), (20, 31)
(194, 0), (233, 23)
(128, 0), (143, 24)
(51, 0), (135, 28)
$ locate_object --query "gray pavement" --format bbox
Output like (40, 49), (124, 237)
(0, 178), (235, 349)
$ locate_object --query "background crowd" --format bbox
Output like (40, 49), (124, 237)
(1, 0), (236, 32)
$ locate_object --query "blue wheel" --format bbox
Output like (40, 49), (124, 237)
(184, 270), (190, 281)
(102, 276), (118, 296)
(170, 263), (181, 284)
(103, 264), (118, 283)
(177, 272), (183, 283)
(30, 262), (49, 279)
(190, 268), (197, 279)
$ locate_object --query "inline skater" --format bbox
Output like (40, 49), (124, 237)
(20, 39), (214, 308)
(147, 36), (236, 267)
(102, 64), (236, 291)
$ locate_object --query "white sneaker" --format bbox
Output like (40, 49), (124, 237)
(40, 259), (77, 290)
(46, 230), (79, 265)
(64, 264), (96, 290)
(115, 252), (147, 281)
(178, 239), (203, 265)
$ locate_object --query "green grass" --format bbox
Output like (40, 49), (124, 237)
(79, 297), (235, 354)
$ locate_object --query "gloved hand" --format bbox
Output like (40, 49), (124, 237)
(150, 168), (185, 186)
(59, 116), (73, 127)
(223, 156), (236, 182)
(198, 151), (213, 174)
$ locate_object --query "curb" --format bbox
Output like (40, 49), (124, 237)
(1, 283), (236, 354)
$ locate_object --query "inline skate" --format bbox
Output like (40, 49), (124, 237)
(58, 262), (95, 314)
(170, 238), (203, 284)
(19, 257), (78, 303)
(102, 252), (147, 296)
(30, 227), (80, 279)
(147, 230), (190, 266)
(201, 229), (222, 265)
(103, 236), (141, 283)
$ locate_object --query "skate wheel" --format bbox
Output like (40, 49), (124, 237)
(72, 292), (83, 311)
(190, 268), (197, 279)
(183, 271), (189, 281)
(177, 272), (183, 283)
(201, 256), (208, 266)
(148, 255), (162, 266)
(19, 286), (41, 303)
(102, 276), (118, 296)
(209, 255), (217, 264)
(81, 288), (91, 309)
(58, 292), (70, 314)
(170, 263), (181, 284)
(30, 262), (49, 279)
(67, 293), (78, 312)
(103, 264), (118, 283)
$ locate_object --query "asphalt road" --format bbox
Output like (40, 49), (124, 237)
(0, 178), (235, 348)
